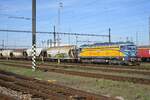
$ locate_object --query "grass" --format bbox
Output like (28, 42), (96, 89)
(0, 64), (150, 100)
(1, 61), (150, 80)
(141, 62), (150, 68)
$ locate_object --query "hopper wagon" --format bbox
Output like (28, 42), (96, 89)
(45, 45), (78, 62)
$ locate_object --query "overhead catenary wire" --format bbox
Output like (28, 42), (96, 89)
(0, 29), (109, 37)
(149, 16), (150, 46)
(0, 14), (31, 20)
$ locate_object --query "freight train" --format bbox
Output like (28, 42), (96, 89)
(0, 42), (140, 65)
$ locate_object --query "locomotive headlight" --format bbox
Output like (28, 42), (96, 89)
(122, 58), (125, 61)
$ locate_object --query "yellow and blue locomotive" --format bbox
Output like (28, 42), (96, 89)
(79, 42), (140, 65)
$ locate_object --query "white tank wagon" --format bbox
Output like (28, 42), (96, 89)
(1, 50), (13, 58)
(26, 48), (47, 57)
(11, 49), (26, 58)
(46, 45), (78, 60)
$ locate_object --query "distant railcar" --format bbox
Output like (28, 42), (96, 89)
(1, 50), (13, 58)
(137, 46), (150, 61)
(79, 42), (140, 65)
(10, 49), (27, 59)
(0, 49), (26, 59)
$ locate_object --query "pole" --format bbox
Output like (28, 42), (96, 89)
(131, 37), (133, 42)
(68, 34), (70, 45)
(57, 2), (63, 46)
(149, 17), (150, 47)
(68, 26), (71, 45)
(32, 0), (36, 70)
(53, 26), (56, 47)
(136, 32), (138, 46)
(47, 40), (49, 48)
(50, 39), (52, 47)
(57, 4), (60, 46)
(126, 37), (129, 42)
(2, 40), (4, 50)
(109, 28), (111, 43)
(6, 28), (8, 49)
(76, 36), (78, 46)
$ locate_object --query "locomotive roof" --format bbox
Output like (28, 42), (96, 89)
(80, 42), (135, 48)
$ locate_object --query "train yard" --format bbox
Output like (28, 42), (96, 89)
(0, 59), (150, 100)
(0, 67), (118, 100)
(0, 0), (150, 99)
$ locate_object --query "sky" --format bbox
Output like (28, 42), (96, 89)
(0, 0), (150, 48)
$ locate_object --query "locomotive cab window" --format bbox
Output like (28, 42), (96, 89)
(127, 45), (136, 50)
(120, 45), (126, 50)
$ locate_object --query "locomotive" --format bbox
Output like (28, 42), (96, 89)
(79, 42), (140, 65)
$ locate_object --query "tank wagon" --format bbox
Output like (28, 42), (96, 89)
(79, 42), (140, 65)
(11, 49), (27, 59)
(0, 49), (27, 59)
(137, 46), (150, 62)
(1, 50), (13, 58)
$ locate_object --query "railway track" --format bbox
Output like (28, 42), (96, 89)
(41, 63), (150, 76)
(1, 60), (150, 76)
(0, 69), (116, 100)
(1, 59), (150, 70)
(0, 61), (150, 85)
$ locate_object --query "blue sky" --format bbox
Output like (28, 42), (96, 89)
(0, 0), (150, 48)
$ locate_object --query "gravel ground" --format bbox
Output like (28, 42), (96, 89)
(0, 86), (43, 100)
